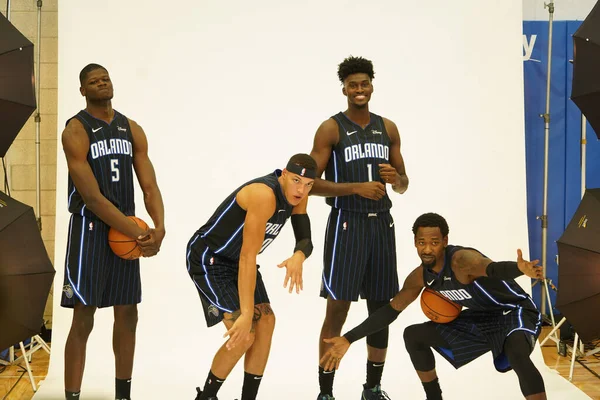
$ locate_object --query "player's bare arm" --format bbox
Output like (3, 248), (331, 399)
(320, 266), (424, 371)
(129, 119), (165, 257)
(451, 249), (492, 281)
(452, 248), (541, 281)
(389, 265), (425, 311)
(380, 118), (408, 194)
(62, 118), (145, 239)
(224, 184), (275, 350)
(309, 119), (385, 200)
(278, 195), (312, 294)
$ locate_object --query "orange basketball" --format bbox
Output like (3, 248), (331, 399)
(420, 287), (462, 324)
(108, 216), (149, 260)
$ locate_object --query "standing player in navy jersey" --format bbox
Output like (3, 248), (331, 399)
(60, 64), (165, 400)
(320, 213), (547, 400)
(309, 56), (409, 400)
(187, 154), (316, 400)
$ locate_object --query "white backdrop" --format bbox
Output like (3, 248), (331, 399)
(35, 1), (590, 399)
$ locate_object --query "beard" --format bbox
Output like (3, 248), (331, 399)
(421, 256), (436, 269)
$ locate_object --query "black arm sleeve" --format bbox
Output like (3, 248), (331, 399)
(343, 303), (401, 344)
(291, 213), (313, 258)
(486, 261), (523, 279)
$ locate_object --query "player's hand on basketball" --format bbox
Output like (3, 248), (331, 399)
(516, 249), (543, 279)
(136, 228), (165, 257)
(277, 252), (304, 294)
(354, 181), (386, 200)
(378, 163), (398, 185)
(320, 336), (350, 371)
(224, 313), (253, 350)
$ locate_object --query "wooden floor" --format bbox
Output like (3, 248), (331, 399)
(1, 342), (599, 399)
(0, 349), (49, 400)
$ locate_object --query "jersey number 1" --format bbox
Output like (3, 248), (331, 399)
(111, 159), (120, 182)
(367, 164), (373, 181)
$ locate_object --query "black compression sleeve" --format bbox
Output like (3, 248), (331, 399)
(291, 214), (312, 258)
(486, 261), (523, 279)
(343, 303), (401, 344)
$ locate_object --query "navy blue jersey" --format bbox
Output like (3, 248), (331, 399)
(66, 110), (135, 219)
(196, 170), (294, 261)
(324, 112), (392, 213)
(423, 245), (538, 312)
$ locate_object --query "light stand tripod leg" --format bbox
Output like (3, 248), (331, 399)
(34, 335), (51, 354)
(19, 341), (37, 392)
(540, 317), (566, 346)
(569, 333), (579, 381)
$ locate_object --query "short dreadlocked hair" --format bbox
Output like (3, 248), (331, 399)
(337, 56), (375, 83)
(412, 213), (450, 237)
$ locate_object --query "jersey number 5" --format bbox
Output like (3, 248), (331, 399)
(111, 159), (120, 182)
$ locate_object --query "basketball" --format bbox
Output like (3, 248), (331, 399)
(108, 216), (149, 260)
(420, 287), (462, 323)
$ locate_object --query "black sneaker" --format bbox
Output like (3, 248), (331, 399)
(317, 394), (335, 400)
(361, 384), (391, 400)
(195, 387), (218, 400)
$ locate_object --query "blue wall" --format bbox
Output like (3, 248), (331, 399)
(523, 21), (600, 314)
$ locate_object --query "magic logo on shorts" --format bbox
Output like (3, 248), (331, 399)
(207, 304), (219, 317)
(63, 284), (74, 299)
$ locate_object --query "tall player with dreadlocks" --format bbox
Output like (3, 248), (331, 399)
(309, 56), (409, 400)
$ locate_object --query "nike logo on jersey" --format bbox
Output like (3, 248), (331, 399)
(372, 363), (385, 367)
(322, 370), (334, 374)
(427, 279), (435, 286)
(389, 221), (394, 227)
(503, 310), (512, 315)
(254, 376), (263, 380)
(92, 127), (102, 133)
(444, 276), (452, 281)
(346, 130), (357, 136)
(278, 209), (286, 213)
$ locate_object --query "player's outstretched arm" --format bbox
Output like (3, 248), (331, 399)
(62, 119), (145, 239)
(130, 119), (165, 257)
(320, 266), (424, 371)
(380, 118), (408, 194)
(309, 119), (385, 200)
(225, 184), (275, 350)
(484, 249), (542, 280)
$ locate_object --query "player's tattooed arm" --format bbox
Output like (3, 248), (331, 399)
(451, 249), (492, 279)
(224, 184), (275, 350)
